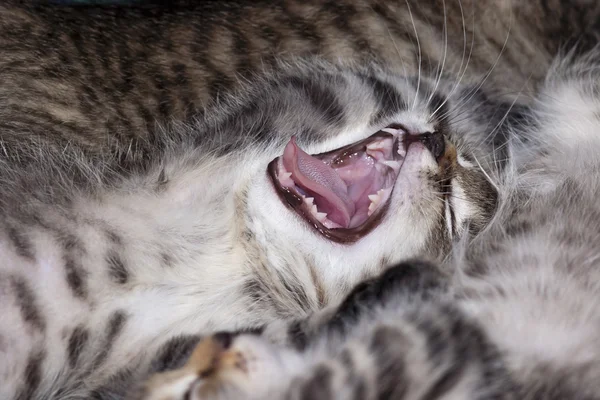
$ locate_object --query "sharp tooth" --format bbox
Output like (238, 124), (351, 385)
(368, 202), (377, 216)
(316, 212), (328, 222)
(382, 160), (400, 171)
(367, 141), (385, 151)
(312, 205), (318, 215)
(279, 171), (292, 180)
(381, 127), (401, 135)
(304, 197), (314, 206)
(368, 193), (380, 203)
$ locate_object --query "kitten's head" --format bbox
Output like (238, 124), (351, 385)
(227, 60), (506, 299)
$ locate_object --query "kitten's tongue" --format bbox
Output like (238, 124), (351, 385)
(282, 137), (355, 227)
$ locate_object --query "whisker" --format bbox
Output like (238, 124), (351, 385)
(431, 0), (475, 119)
(404, 0), (422, 111)
(426, 0), (449, 109)
(445, 5), (515, 120)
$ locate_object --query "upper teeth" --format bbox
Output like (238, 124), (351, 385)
(381, 127), (403, 136)
(382, 160), (401, 172)
(367, 141), (387, 151)
(367, 188), (389, 216)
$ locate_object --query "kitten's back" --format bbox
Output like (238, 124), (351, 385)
(0, 0), (589, 154)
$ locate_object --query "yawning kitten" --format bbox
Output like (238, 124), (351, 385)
(0, 59), (506, 399)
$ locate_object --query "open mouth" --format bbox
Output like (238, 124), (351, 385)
(268, 125), (407, 243)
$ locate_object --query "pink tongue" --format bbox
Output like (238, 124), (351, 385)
(282, 137), (355, 227)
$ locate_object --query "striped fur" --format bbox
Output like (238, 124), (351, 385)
(0, 59), (505, 399)
(136, 50), (600, 400)
(0, 1), (598, 399)
(0, 0), (598, 156)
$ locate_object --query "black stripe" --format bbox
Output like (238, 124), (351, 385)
(281, 3), (323, 52)
(6, 225), (35, 260)
(276, 269), (311, 313)
(287, 320), (309, 351)
(92, 310), (128, 369)
(67, 325), (90, 368)
(322, 1), (372, 55)
(15, 349), (46, 400)
(171, 62), (196, 120)
(106, 250), (129, 284)
(281, 76), (346, 126)
(421, 362), (467, 400)
(105, 229), (123, 246)
(160, 252), (175, 268)
(369, 326), (409, 400)
(364, 76), (407, 125)
(10, 275), (46, 332)
(150, 335), (202, 373)
(64, 255), (88, 299)
(299, 365), (333, 400)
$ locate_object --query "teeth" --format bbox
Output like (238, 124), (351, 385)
(278, 171), (294, 187)
(368, 193), (380, 203)
(367, 141), (386, 151)
(382, 160), (401, 172)
(303, 198), (329, 223)
(381, 127), (402, 136)
(367, 188), (389, 216)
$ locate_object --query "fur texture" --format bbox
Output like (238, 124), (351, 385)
(135, 50), (600, 400)
(0, 58), (507, 399)
(1, 0), (598, 155)
(1, 2), (599, 399)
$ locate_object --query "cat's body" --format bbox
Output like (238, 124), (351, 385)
(1, 57), (505, 399)
(2, 1), (600, 400)
(1, 0), (597, 156)
(137, 50), (600, 400)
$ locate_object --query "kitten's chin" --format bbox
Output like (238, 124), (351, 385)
(267, 125), (445, 243)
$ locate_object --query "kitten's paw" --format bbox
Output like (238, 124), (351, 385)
(135, 332), (297, 400)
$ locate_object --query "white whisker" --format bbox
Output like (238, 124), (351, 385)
(426, 0), (449, 109)
(404, 0), (422, 110)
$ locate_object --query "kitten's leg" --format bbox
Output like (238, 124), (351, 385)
(263, 259), (448, 350)
(134, 260), (517, 399)
(129, 331), (302, 400)
(132, 260), (452, 400)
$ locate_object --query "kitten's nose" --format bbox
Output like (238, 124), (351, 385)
(405, 131), (445, 160)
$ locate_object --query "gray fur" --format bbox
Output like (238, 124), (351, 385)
(136, 51), (600, 400)
(0, 59), (503, 399)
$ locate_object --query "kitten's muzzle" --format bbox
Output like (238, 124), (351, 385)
(403, 131), (445, 161)
(267, 125), (453, 243)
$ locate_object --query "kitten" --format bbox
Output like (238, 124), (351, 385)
(0, 0), (596, 155)
(0, 58), (507, 399)
(136, 49), (600, 400)
(2, 1), (598, 399)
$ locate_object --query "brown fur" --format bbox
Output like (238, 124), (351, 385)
(1, 0), (597, 156)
